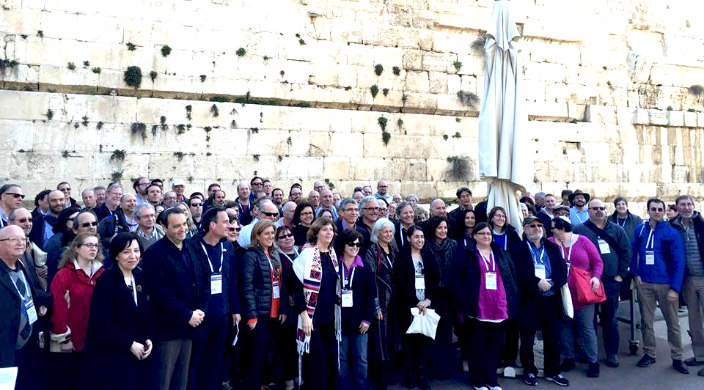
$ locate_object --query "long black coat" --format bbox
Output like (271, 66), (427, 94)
(509, 239), (567, 329)
(453, 243), (519, 320)
(242, 247), (288, 320)
(142, 237), (210, 341)
(83, 267), (152, 390)
(394, 247), (440, 333)
(0, 261), (51, 367)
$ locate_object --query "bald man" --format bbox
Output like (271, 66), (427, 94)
(0, 225), (50, 389)
(315, 189), (339, 220)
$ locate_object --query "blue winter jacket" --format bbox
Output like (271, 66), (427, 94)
(630, 220), (686, 292)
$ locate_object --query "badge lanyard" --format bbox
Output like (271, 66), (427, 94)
(527, 242), (545, 266)
(280, 248), (299, 265)
(478, 250), (495, 273)
(341, 265), (356, 290)
(200, 242), (224, 273)
(11, 271), (31, 302)
(560, 233), (575, 265)
(645, 229), (655, 250)
(129, 274), (138, 307)
(617, 217), (626, 228)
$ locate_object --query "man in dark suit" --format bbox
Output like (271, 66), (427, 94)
(0, 225), (51, 389)
(143, 208), (210, 390)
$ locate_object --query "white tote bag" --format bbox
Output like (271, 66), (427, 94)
(406, 308), (441, 340)
(561, 284), (574, 319)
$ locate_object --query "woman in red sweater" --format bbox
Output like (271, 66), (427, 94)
(49, 232), (105, 389)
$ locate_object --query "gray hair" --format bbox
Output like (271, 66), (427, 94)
(8, 207), (30, 221)
(406, 194), (419, 203)
(282, 201), (297, 212)
(370, 217), (397, 250)
(106, 183), (123, 193)
(135, 203), (155, 219)
(360, 195), (377, 208)
(81, 188), (95, 197)
(339, 198), (357, 211)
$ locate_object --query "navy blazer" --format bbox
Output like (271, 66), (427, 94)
(142, 237), (210, 341)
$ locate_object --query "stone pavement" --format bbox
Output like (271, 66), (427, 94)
(390, 304), (703, 390)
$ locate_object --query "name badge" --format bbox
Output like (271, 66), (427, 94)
(272, 281), (280, 299)
(341, 290), (353, 307)
(598, 239), (611, 254)
(415, 275), (425, 290)
(25, 299), (38, 325)
(534, 264), (546, 280)
(485, 272), (497, 290)
(210, 274), (223, 295)
(645, 250), (655, 265)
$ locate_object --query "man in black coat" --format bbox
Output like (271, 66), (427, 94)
(510, 216), (569, 386)
(0, 226), (51, 390)
(143, 208), (210, 390)
(186, 208), (238, 390)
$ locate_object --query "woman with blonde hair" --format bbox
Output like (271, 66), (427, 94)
(49, 232), (105, 389)
(242, 219), (288, 390)
(175, 201), (198, 238)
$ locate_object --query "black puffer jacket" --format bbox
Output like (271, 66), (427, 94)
(242, 247), (288, 320)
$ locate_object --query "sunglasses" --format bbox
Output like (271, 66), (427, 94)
(590, 207), (606, 211)
(190, 203), (203, 207)
(277, 233), (293, 239)
(526, 224), (542, 229)
(4, 193), (25, 199)
(81, 221), (98, 227)
(262, 211), (279, 217)
(228, 226), (241, 232)
(346, 242), (363, 247)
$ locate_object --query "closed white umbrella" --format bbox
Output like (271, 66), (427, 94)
(478, 0), (532, 235)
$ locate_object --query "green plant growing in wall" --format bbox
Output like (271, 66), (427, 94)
(62, 150), (70, 158)
(126, 42), (136, 51)
(211, 96), (229, 103)
(111, 171), (123, 183)
(130, 122), (147, 141)
(397, 118), (403, 127)
(185, 105), (192, 120)
(174, 151), (185, 161)
(382, 88), (389, 96)
(382, 131), (391, 146)
(37, 30), (43, 38)
(161, 45), (172, 57)
(124, 66), (142, 88)
(236, 48), (246, 57)
(46, 109), (53, 120)
(97, 121), (103, 130)
(67, 62), (76, 70)
(456, 117), (461, 122)
(453, 61), (463, 71)
(457, 91), (479, 108)
(200, 75), (207, 82)
(452, 131), (461, 139)
(374, 64), (383, 76)
(110, 149), (126, 162)
(447, 156), (472, 180)
(377, 116), (388, 131)
(150, 71), (158, 81)
(210, 104), (219, 117)
(92, 67), (101, 74)
(470, 37), (485, 54)
(392, 66), (401, 76)
(688, 85), (704, 96)
(253, 154), (260, 162)
(176, 124), (186, 134)
(443, 134), (448, 140)
(82, 116), (89, 126)
(370, 85), (379, 98)
(0, 59), (19, 72)
(83, 61), (90, 67)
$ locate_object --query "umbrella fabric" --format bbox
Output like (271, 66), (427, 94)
(477, 0), (532, 235)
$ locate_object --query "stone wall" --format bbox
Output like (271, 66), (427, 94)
(1, 0), (704, 200)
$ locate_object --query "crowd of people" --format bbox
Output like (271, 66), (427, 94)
(1, 178), (703, 390)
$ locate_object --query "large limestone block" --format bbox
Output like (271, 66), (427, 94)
(584, 105), (617, 124)
(0, 90), (50, 121)
(330, 132), (364, 157)
(323, 157), (352, 181)
(648, 109), (668, 126)
(390, 158), (428, 182)
(0, 120), (35, 151)
(404, 70), (429, 93)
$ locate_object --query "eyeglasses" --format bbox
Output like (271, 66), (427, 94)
(13, 218), (33, 223)
(0, 237), (26, 244)
(228, 226), (241, 232)
(81, 221), (98, 227)
(650, 207), (664, 212)
(262, 211), (279, 217)
(363, 207), (380, 211)
(300, 211), (314, 216)
(80, 243), (100, 249)
(252, 182), (263, 186)
(4, 193), (25, 199)
(277, 234), (293, 239)
(346, 241), (363, 247)
(475, 232), (492, 236)
(590, 207), (606, 211)
(526, 224), (543, 229)
(342, 208), (358, 213)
